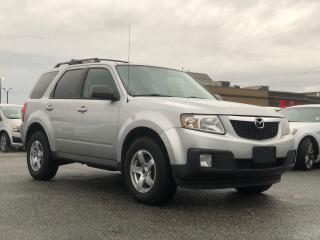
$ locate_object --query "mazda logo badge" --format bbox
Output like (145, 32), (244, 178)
(255, 118), (264, 129)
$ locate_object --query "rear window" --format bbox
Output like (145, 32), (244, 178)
(52, 69), (84, 99)
(30, 71), (59, 99)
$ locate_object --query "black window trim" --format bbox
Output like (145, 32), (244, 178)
(50, 68), (86, 99)
(79, 67), (121, 101)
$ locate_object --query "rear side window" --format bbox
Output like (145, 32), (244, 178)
(30, 71), (58, 99)
(81, 68), (117, 99)
(53, 69), (84, 99)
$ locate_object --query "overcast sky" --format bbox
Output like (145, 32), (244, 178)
(0, 0), (319, 104)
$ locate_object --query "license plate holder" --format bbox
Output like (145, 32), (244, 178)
(252, 147), (276, 164)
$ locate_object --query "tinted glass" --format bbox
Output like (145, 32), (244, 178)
(82, 68), (117, 98)
(30, 71), (58, 99)
(0, 106), (22, 119)
(280, 107), (320, 122)
(116, 65), (214, 99)
(53, 69), (84, 99)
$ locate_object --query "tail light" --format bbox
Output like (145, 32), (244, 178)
(21, 102), (27, 122)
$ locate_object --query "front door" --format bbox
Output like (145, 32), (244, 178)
(74, 67), (121, 160)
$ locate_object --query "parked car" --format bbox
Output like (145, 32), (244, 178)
(279, 105), (320, 170)
(0, 104), (23, 152)
(266, 107), (281, 112)
(21, 58), (295, 205)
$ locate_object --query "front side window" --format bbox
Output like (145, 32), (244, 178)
(30, 71), (58, 99)
(53, 69), (84, 99)
(81, 68), (117, 99)
(116, 65), (215, 99)
(0, 106), (22, 119)
(280, 107), (320, 122)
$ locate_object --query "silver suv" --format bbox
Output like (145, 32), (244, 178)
(21, 58), (296, 205)
(0, 104), (23, 152)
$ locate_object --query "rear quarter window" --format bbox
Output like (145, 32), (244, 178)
(30, 71), (59, 99)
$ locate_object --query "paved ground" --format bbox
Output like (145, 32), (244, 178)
(0, 152), (319, 240)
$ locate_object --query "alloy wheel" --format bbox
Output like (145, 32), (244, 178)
(29, 140), (44, 171)
(304, 142), (315, 169)
(130, 149), (156, 193)
(0, 134), (7, 151)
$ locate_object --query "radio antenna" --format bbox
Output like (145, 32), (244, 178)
(126, 25), (131, 103)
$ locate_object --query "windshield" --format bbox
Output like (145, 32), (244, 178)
(280, 107), (320, 122)
(116, 65), (215, 99)
(0, 106), (22, 119)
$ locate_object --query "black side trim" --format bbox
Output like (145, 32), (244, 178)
(52, 152), (119, 171)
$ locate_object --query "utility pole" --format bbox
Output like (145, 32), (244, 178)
(2, 88), (12, 104)
(0, 77), (3, 104)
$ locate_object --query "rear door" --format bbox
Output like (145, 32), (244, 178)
(74, 67), (121, 160)
(46, 68), (85, 153)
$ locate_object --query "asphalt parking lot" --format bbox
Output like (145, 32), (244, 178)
(0, 152), (319, 240)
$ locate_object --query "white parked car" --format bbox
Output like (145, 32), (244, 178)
(266, 107), (281, 112)
(0, 104), (23, 152)
(280, 105), (320, 170)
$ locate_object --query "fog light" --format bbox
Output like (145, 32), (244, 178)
(200, 154), (212, 167)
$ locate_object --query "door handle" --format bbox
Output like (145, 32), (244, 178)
(77, 106), (87, 113)
(46, 105), (54, 111)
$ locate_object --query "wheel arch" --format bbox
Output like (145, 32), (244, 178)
(0, 129), (9, 136)
(298, 135), (319, 157)
(119, 127), (170, 172)
(25, 122), (52, 149)
(0, 129), (11, 146)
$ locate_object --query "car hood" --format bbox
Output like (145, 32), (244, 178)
(6, 118), (22, 126)
(132, 97), (283, 117)
(288, 122), (319, 130)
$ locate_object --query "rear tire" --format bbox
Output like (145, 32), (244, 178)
(294, 138), (316, 171)
(124, 137), (177, 205)
(236, 185), (272, 194)
(0, 132), (11, 152)
(27, 131), (58, 180)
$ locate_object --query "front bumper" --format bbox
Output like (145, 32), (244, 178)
(10, 132), (23, 148)
(172, 149), (296, 189)
(160, 127), (295, 165)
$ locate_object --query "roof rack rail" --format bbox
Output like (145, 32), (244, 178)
(54, 58), (129, 68)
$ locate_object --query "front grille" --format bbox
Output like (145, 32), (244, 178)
(230, 120), (279, 140)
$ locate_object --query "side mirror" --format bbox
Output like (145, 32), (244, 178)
(90, 85), (120, 101)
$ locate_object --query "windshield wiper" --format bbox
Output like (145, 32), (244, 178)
(7, 117), (21, 119)
(132, 94), (174, 97)
(187, 96), (205, 99)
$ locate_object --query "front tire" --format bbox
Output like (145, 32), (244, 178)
(124, 137), (177, 205)
(295, 138), (316, 171)
(0, 132), (11, 152)
(236, 185), (272, 194)
(27, 131), (58, 180)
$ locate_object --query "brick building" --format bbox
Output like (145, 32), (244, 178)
(188, 71), (320, 107)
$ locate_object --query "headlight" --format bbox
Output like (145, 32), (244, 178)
(11, 125), (19, 132)
(291, 128), (298, 135)
(180, 114), (225, 134)
(282, 119), (290, 136)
